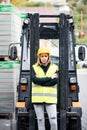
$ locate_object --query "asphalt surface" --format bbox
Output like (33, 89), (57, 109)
(77, 69), (87, 130)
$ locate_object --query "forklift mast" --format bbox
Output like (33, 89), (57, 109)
(16, 13), (82, 130)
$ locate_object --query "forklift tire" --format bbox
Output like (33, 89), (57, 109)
(67, 117), (82, 130)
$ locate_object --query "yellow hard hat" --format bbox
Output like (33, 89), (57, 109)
(37, 47), (50, 56)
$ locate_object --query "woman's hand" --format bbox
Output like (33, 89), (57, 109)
(51, 73), (58, 79)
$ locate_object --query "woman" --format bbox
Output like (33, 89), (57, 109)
(32, 47), (58, 130)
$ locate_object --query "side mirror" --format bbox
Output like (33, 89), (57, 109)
(8, 44), (18, 60)
(75, 44), (87, 62)
(78, 46), (85, 61)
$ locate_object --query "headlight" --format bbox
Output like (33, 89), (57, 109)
(69, 18), (73, 24)
(70, 77), (76, 83)
(20, 78), (27, 84)
(23, 18), (30, 25)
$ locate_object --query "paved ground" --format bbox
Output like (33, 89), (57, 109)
(77, 69), (87, 130)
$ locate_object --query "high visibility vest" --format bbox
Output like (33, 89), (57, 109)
(32, 63), (58, 104)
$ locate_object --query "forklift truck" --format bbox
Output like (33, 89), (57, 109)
(8, 13), (86, 130)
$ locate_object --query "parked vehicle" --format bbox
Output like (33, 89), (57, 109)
(8, 13), (87, 130)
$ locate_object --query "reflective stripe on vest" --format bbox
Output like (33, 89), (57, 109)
(32, 63), (58, 103)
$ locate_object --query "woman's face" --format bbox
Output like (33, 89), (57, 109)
(40, 53), (49, 64)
